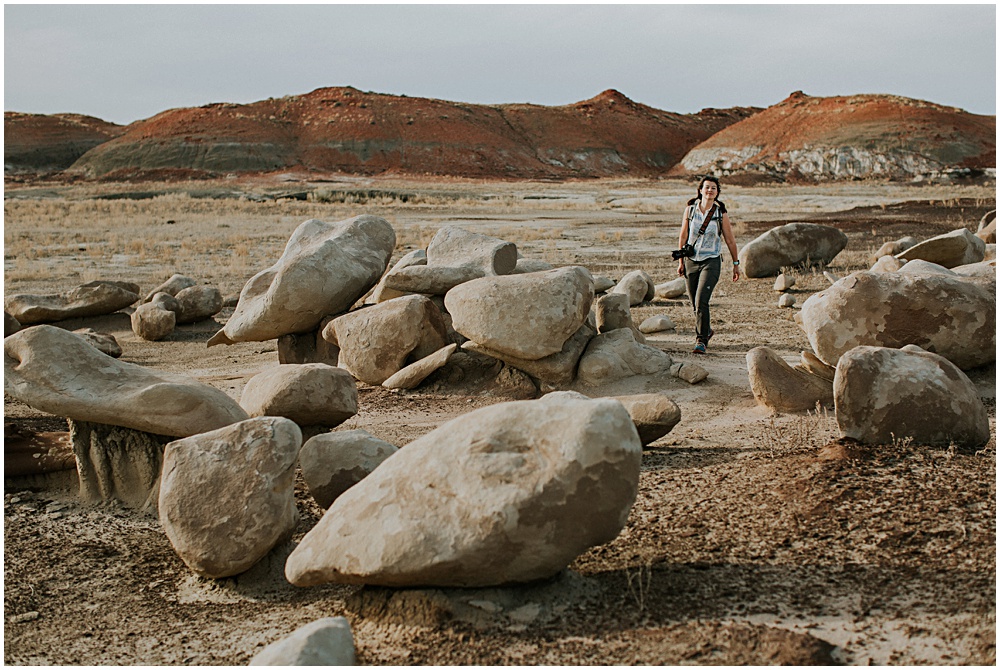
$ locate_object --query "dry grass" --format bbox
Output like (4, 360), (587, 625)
(4, 179), (994, 297)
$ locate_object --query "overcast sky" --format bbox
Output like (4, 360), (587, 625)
(4, 4), (996, 125)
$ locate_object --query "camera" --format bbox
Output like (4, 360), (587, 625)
(672, 244), (695, 260)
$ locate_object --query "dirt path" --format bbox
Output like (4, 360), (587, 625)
(4, 180), (995, 664)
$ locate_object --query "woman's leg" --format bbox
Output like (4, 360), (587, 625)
(691, 257), (721, 343)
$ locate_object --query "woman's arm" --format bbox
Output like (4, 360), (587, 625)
(720, 212), (741, 281)
(677, 208), (690, 276)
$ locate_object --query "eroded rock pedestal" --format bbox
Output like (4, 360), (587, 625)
(70, 419), (170, 512)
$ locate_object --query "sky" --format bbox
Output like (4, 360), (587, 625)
(4, 3), (997, 126)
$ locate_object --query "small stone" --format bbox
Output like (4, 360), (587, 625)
(638, 315), (675, 334)
(778, 293), (796, 308)
(773, 274), (796, 292)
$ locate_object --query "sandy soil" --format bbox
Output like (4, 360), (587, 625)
(3, 178), (996, 665)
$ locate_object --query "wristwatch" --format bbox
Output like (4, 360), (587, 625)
(733, 260), (741, 266)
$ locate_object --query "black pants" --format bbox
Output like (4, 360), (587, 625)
(683, 255), (721, 344)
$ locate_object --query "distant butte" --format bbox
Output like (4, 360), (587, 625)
(3, 88), (994, 182)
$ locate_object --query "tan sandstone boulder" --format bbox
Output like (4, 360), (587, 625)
(299, 429), (398, 509)
(249, 617), (356, 666)
(425, 226), (517, 276)
(461, 322), (595, 387)
(72, 328), (122, 358)
(131, 302), (177, 341)
(615, 393), (682, 446)
(382, 265), (484, 296)
(382, 343), (458, 390)
(143, 274), (196, 303)
(746, 346), (834, 413)
(977, 210), (996, 244)
(576, 329), (673, 386)
(513, 258), (554, 274)
(738, 223), (848, 278)
(870, 255), (905, 273)
(834, 345), (990, 448)
(324, 295), (449, 385)
(638, 315), (675, 334)
(5, 325), (247, 437)
(284, 391), (641, 588)
(370, 249), (427, 304)
(5, 280), (140, 325)
(798, 271), (995, 370)
(174, 285), (223, 324)
(654, 277), (687, 299)
(611, 269), (655, 306)
(5, 311), (21, 337)
(897, 228), (986, 268)
(444, 266), (594, 361)
(159, 417), (301, 578)
(209, 215), (395, 345)
(952, 260), (996, 277)
(897, 259), (956, 275)
(870, 236), (918, 263)
(595, 292), (645, 343)
(240, 363), (358, 429)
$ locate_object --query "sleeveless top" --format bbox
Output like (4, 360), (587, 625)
(685, 201), (723, 261)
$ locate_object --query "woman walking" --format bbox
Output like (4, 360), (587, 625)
(676, 176), (741, 354)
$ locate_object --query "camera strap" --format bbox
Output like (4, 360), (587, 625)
(686, 202), (717, 240)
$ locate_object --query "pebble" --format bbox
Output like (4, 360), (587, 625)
(11, 611), (40, 623)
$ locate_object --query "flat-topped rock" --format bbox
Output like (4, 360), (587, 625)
(6, 280), (140, 325)
(5, 325), (247, 437)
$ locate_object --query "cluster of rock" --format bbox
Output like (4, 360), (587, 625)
(4, 214), (696, 591)
(210, 217), (705, 394)
(133, 274), (224, 340)
(746, 222), (993, 449)
(2, 274), (226, 346)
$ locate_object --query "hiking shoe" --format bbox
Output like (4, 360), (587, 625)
(707, 328), (715, 343)
(692, 342), (707, 354)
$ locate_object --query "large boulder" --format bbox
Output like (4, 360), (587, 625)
(324, 295), (449, 385)
(208, 216), (395, 345)
(369, 249), (427, 304)
(595, 292), (645, 343)
(131, 302), (176, 341)
(4, 311), (21, 337)
(610, 269), (655, 306)
(615, 393), (682, 446)
(444, 266), (594, 361)
(461, 322), (595, 387)
(382, 265), (484, 296)
(299, 429), (398, 509)
(798, 271), (995, 370)
(425, 226), (517, 275)
(159, 417), (301, 578)
(738, 223), (848, 278)
(976, 210), (996, 244)
(897, 259), (956, 276)
(249, 617), (356, 666)
(576, 329), (673, 386)
(284, 391), (641, 588)
(174, 285), (223, 324)
(4, 325), (247, 437)
(952, 260), (996, 277)
(834, 345), (990, 448)
(5, 280), (140, 325)
(240, 364), (358, 429)
(746, 346), (834, 413)
(897, 228), (986, 268)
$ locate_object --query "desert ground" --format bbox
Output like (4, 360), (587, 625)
(3, 175), (996, 665)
